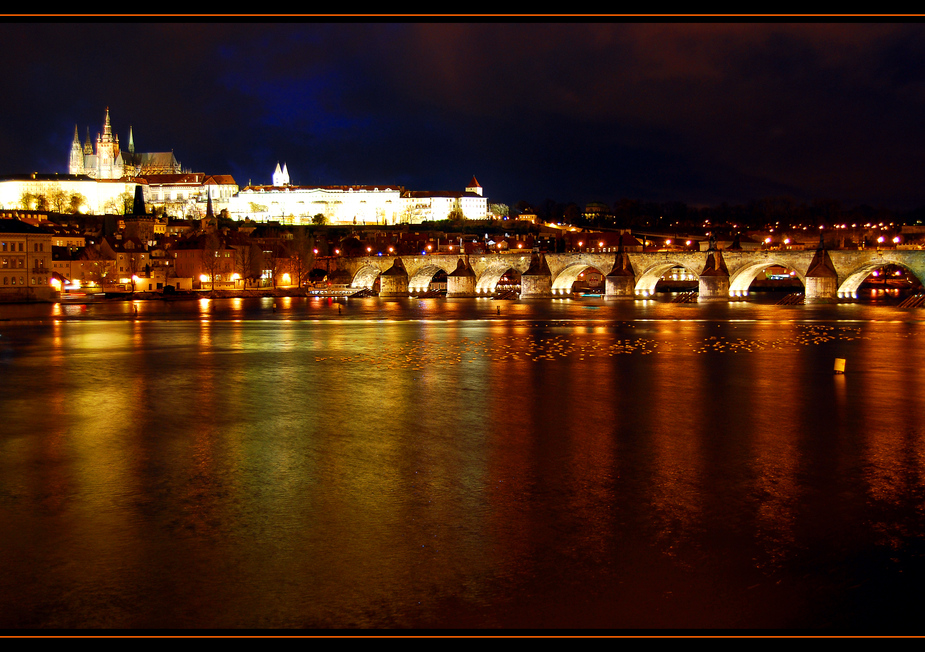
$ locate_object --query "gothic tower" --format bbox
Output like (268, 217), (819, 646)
(272, 162), (290, 186)
(68, 125), (84, 175)
(95, 107), (122, 179)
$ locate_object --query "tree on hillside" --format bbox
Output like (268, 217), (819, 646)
(490, 203), (509, 220)
(68, 193), (88, 214)
(20, 191), (48, 211)
(47, 185), (70, 213)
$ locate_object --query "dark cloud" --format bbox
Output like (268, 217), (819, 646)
(2, 21), (925, 209)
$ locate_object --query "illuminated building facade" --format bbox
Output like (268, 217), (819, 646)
(136, 173), (239, 218)
(0, 173), (137, 215)
(0, 219), (55, 300)
(229, 169), (488, 225)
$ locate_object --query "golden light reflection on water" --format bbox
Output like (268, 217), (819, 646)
(847, 323), (925, 552)
(6, 312), (925, 627)
(643, 324), (707, 566)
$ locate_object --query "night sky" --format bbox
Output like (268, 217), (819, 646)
(3, 21), (925, 211)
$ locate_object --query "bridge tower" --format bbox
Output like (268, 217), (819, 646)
(447, 257), (477, 297)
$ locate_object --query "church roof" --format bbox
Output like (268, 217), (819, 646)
(135, 152), (180, 167)
(467, 176), (480, 188)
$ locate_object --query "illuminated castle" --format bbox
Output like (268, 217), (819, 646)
(230, 165), (488, 225)
(68, 108), (181, 180)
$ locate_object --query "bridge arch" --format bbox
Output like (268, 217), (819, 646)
(408, 263), (451, 293)
(837, 260), (925, 298)
(634, 260), (701, 296)
(728, 259), (806, 297)
(551, 262), (607, 295)
(476, 262), (522, 295)
(351, 264), (384, 289)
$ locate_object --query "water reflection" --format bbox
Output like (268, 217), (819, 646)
(1, 299), (925, 629)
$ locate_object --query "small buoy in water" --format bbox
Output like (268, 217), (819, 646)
(834, 358), (846, 374)
(497, 306), (500, 315)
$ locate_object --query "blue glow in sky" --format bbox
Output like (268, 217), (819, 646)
(4, 21), (925, 210)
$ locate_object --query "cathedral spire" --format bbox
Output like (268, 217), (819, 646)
(102, 107), (113, 141)
(272, 162), (289, 186)
(128, 126), (135, 154)
(69, 125), (84, 175)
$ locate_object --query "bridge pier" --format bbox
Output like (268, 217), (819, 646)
(698, 275), (730, 301)
(379, 258), (409, 297)
(605, 253), (635, 299)
(520, 252), (553, 298)
(698, 248), (730, 302)
(805, 277), (839, 303)
(446, 258), (477, 297)
(804, 242), (839, 304)
(341, 249), (925, 304)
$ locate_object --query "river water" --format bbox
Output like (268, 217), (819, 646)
(1, 294), (924, 632)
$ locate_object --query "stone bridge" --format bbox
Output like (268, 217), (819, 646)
(337, 249), (925, 302)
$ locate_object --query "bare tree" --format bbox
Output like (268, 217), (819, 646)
(80, 246), (113, 286)
(201, 232), (222, 294)
(235, 241), (264, 289)
(69, 193), (88, 214)
(289, 228), (316, 290)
